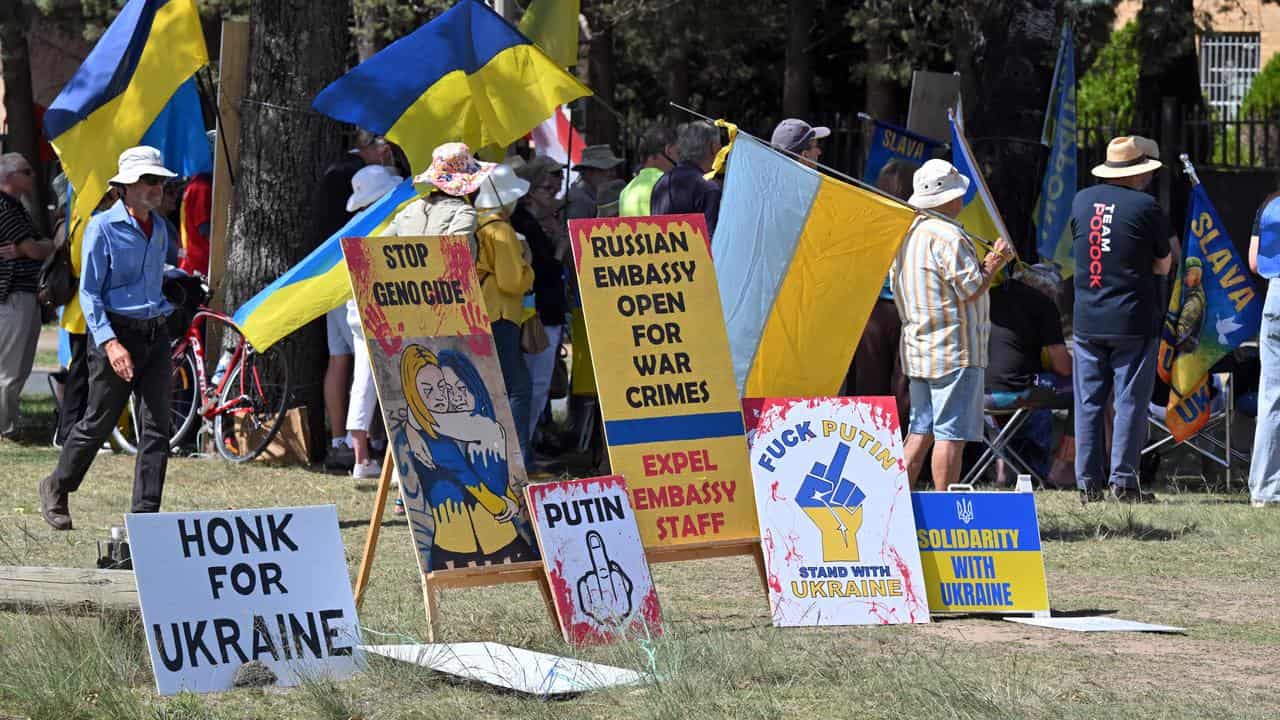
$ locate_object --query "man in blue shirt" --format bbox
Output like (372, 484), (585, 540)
(40, 146), (179, 530)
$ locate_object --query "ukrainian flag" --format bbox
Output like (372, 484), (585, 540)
(45, 0), (208, 333)
(232, 180), (423, 351)
(312, 0), (590, 172)
(949, 114), (1010, 251)
(712, 134), (919, 397)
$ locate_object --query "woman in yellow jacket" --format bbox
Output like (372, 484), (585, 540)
(474, 163), (535, 468)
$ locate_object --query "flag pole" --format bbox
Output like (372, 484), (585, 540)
(1179, 153), (1201, 187)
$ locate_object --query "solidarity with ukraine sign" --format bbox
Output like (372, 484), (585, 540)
(911, 491), (1049, 615)
(748, 397), (928, 627)
(569, 215), (757, 548)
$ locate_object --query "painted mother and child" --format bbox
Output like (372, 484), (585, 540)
(394, 343), (537, 571)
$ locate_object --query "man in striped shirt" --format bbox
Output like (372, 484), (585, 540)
(891, 159), (1012, 490)
(0, 153), (53, 439)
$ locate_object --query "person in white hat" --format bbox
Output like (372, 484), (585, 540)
(891, 158), (1014, 491)
(325, 164), (403, 481)
(40, 146), (181, 530)
(1069, 136), (1174, 505)
(473, 163), (536, 469)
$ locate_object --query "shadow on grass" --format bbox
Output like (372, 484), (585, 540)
(1040, 510), (1199, 542)
(338, 518), (408, 530)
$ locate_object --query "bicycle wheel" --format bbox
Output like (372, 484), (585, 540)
(109, 347), (201, 455)
(212, 342), (291, 462)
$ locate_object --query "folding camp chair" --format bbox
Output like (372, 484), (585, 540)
(962, 375), (1072, 488)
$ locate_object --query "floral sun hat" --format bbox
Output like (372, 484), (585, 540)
(413, 142), (496, 197)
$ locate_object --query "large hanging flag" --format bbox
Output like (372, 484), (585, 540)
(1157, 176), (1262, 442)
(312, 0), (591, 173)
(712, 134), (919, 396)
(45, 0), (208, 333)
(862, 118), (943, 184)
(519, 0), (580, 68)
(1033, 23), (1078, 273)
(949, 111), (1010, 250)
(232, 180), (423, 351)
(139, 76), (213, 178)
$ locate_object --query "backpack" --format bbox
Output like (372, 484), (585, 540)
(37, 218), (77, 308)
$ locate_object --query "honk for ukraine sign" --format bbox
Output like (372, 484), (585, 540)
(911, 491), (1049, 615)
(748, 397), (928, 627)
(569, 215), (756, 548)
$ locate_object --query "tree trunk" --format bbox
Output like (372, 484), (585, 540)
(0, 2), (51, 235)
(224, 0), (350, 460)
(863, 37), (898, 124)
(782, 0), (814, 118)
(951, 0), (1058, 259)
(583, 9), (617, 149)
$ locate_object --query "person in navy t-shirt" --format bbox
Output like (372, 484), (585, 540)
(1070, 136), (1174, 504)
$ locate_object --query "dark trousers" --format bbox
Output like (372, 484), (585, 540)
(492, 319), (532, 468)
(56, 332), (89, 446)
(50, 321), (171, 513)
(845, 298), (911, 433)
(1073, 335), (1158, 491)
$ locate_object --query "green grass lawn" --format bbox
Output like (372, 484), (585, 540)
(1, 395), (1277, 719)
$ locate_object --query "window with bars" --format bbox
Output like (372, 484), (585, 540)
(1199, 31), (1262, 118)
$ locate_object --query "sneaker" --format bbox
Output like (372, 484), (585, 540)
(1251, 499), (1273, 508)
(39, 476), (73, 531)
(324, 443), (355, 470)
(1079, 488), (1105, 506)
(392, 498), (405, 515)
(352, 460), (381, 479)
(1110, 485), (1156, 504)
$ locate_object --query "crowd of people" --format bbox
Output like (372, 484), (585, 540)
(0, 113), (1277, 529)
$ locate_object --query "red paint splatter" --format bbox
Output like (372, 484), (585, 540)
(762, 528), (775, 556)
(783, 531), (802, 566)
(768, 573), (782, 594)
(888, 546), (924, 623)
(439, 236), (476, 293)
(770, 480), (783, 502)
(342, 238), (402, 355)
(459, 304), (493, 356)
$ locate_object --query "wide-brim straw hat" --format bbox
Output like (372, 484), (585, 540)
(1091, 135), (1163, 178)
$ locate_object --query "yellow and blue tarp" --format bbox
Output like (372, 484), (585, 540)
(711, 134), (918, 397)
(232, 180), (423, 351)
(312, 0), (590, 172)
(45, 0), (208, 334)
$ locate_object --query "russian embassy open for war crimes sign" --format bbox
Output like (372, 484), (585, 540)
(568, 214), (756, 548)
(527, 476), (662, 645)
(342, 235), (539, 572)
(911, 491), (1049, 615)
(748, 397), (928, 626)
(125, 506), (361, 695)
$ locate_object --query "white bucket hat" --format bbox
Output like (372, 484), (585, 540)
(109, 146), (177, 185)
(908, 158), (970, 209)
(347, 165), (403, 212)
(474, 163), (531, 210)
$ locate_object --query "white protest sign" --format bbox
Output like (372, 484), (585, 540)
(362, 643), (648, 695)
(526, 476), (663, 645)
(126, 505), (362, 695)
(749, 397), (929, 626)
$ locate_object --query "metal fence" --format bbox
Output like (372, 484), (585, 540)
(1079, 106), (1280, 173)
(1199, 31), (1262, 120)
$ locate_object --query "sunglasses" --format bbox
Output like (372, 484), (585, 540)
(137, 174), (166, 186)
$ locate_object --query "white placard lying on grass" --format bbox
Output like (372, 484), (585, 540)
(126, 505), (362, 695)
(1005, 616), (1185, 633)
(362, 643), (647, 695)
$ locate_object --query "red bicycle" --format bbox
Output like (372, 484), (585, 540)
(111, 285), (292, 463)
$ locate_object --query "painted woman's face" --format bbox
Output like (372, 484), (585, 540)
(442, 366), (475, 412)
(415, 364), (449, 413)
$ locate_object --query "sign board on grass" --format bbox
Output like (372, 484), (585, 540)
(526, 475), (662, 645)
(342, 235), (538, 572)
(749, 397), (929, 626)
(568, 214), (756, 548)
(911, 491), (1050, 614)
(126, 505), (361, 695)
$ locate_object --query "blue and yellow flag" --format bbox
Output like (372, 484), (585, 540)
(862, 119), (942, 184)
(519, 0), (580, 68)
(140, 77), (212, 178)
(1157, 182), (1262, 442)
(1033, 24), (1077, 273)
(712, 134), (919, 396)
(312, 0), (591, 172)
(232, 180), (423, 351)
(45, 0), (208, 333)
(949, 114), (1009, 249)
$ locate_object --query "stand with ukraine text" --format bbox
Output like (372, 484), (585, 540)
(342, 234), (558, 640)
(568, 214), (769, 589)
